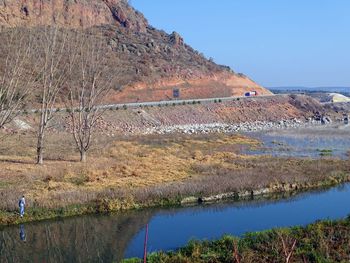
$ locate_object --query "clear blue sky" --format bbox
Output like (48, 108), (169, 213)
(131, 0), (350, 87)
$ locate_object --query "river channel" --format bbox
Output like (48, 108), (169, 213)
(1, 183), (350, 262)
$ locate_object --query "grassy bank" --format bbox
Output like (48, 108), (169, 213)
(123, 217), (350, 263)
(0, 131), (349, 226)
(1, 176), (349, 227)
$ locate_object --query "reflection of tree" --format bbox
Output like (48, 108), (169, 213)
(0, 210), (154, 263)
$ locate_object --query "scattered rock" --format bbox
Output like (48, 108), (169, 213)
(142, 119), (315, 135)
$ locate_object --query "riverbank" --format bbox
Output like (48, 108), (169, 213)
(123, 217), (350, 263)
(0, 130), (349, 226)
(1, 174), (349, 227)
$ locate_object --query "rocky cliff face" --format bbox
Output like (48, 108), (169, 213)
(0, 0), (272, 103)
(0, 0), (147, 31)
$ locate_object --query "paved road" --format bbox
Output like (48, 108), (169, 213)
(27, 94), (285, 113)
(100, 94), (281, 110)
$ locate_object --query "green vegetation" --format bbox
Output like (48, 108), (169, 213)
(123, 217), (350, 263)
(317, 149), (333, 157)
(317, 149), (333, 153)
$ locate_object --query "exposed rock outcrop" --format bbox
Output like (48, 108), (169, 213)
(169, 31), (184, 47)
(0, 0), (147, 31)
(0, 0), (272, 103)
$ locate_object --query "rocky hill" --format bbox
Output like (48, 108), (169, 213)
(0, 0), (272, 103)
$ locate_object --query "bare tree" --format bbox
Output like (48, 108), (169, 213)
(0, 28), (34, 130)
(67, 31), (117, 162)
(35, 26), (70, 164)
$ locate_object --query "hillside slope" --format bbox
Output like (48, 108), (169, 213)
(6, 95), (346, 135)
(0, 0), (272, 103)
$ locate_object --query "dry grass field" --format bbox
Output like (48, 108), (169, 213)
(0, 130), (349, 225)
(0, 132), (257, 208)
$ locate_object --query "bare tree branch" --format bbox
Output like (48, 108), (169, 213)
(35, 26), (71, 164)
(278, 232), (297, 263)
(232, 239), (241, 263)
(0, 28), (35, 131)
(66, 29), (119, 162)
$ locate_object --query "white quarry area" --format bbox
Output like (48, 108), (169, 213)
(328, 93), (350, 103)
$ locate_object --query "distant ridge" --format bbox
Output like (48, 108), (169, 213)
(270, 87), (349, 93)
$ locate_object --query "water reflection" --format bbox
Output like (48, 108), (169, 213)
(19, 225), (26, 242)
(0, 211), (154, 263)
(125, 184), (350, 258)
(0, 184), (350, 262)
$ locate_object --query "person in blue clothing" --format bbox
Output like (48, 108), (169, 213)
(19, 195), (25, 218)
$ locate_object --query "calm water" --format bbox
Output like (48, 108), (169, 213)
(1, 184), (350, 262)
(246, 124), (350, 159)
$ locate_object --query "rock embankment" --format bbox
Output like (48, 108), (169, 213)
(144, 119), (305, 135)
(109, 95), (346, 135)
(4, 95), (348, 135)
(182, 175), (350, 205)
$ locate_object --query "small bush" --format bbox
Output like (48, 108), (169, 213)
(317, 149), (333, 153)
